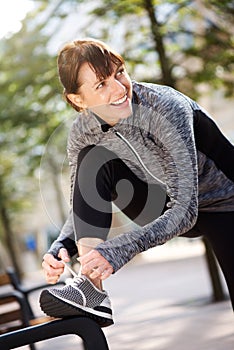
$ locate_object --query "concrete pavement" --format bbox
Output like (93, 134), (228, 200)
(103, 255), (233, 350)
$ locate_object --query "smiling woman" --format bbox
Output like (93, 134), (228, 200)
(0, 0), (34, 39)
(39, 38), (234, 329)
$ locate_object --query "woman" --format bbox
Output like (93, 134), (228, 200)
(40, 38), (234, 327)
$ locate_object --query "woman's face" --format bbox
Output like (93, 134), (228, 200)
(69, 62), (133, 126)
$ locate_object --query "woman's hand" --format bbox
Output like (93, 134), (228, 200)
(78, 249), (113, 280)
(42, 248), (70, 284)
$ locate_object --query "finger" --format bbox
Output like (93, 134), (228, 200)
(42, 256), (65, 277)
(81, 257), (102, 274)
(42, 257), (64, 273)
(89, 265), (106, 279)
(78, 249), (100, 264)
(58, 248), (70, 262)
(45, 273), (60, 284)
(42, 262), (64, 278)
(43, 253), (64, 269)
(43, 263), (63, 283)
(100, 267), (113, 280)
(81, 252), (109, 270)
(42, 262), (60, 282)
(89, 266), (113, 280)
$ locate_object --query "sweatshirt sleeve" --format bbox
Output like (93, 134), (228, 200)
(193, 105), (234, 182)
(95, 87), (199, 272)
(47, 211), (78, 258)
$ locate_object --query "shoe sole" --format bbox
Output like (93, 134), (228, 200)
(39, 290), (114, 328)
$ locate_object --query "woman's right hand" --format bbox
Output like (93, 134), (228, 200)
(42, 248), (70, 284)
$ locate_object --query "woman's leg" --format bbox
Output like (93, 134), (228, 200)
(73, 145), (167, 240)
(73, 145), (167, 286)
(195, 211), (234, 310)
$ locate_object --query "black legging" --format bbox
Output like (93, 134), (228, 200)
(73, 145), (234, 309)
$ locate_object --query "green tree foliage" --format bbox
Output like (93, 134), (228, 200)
(0, 2), (71, 271)
(205, 0), (234, 16)
(83, 0), (234, 98)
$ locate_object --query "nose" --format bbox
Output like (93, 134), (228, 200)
(110, 78), (126, 96)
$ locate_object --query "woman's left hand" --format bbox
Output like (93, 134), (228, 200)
(78, 249), (114, 280)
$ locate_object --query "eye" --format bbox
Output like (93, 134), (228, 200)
(96, 82), (105, 89)
(116, 68), (125, 76)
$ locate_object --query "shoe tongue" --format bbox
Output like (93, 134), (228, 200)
(73, 275), (86, 285)
(65, 277), (74, 285)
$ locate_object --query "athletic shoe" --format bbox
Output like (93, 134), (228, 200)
(39, 275), (113, 327)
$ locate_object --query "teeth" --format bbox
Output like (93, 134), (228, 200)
(111, 95), (127, 105)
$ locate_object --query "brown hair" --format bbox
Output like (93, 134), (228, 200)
(57, 38), (125, 111)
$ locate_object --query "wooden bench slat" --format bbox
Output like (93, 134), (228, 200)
(0, 296), (16, 305)
(0, 274), (11, 286)
(29, 316), (57, 326)
(0, 310), (22, 324)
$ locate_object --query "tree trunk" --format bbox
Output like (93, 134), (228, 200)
(144, 0), (226, 304)
(0, 205), (22, 278)
(143, 0), (175, 87)
(202, 237), (226, 302)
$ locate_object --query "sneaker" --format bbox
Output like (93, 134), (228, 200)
(39, 275), (113, 327)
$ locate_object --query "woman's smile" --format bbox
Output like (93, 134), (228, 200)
(110, 94), (128, 106)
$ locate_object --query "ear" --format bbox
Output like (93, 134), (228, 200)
(67, 93), (86, 109)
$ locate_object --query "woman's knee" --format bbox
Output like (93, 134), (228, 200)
(78, 145), (116, 168)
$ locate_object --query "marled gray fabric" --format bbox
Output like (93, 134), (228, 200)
(49, 82), (234, 272)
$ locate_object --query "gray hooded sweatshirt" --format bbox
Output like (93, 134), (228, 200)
(48, 81), (234, 272)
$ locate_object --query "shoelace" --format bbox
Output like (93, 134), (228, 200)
(65, 275), (86, 286)
(61, 261), (81, 278)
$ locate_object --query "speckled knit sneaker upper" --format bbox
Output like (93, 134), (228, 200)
(39, 275), (113, 327)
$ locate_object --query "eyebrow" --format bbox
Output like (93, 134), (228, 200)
(92, 63), (124, 88)
(92, 77), (105, 88)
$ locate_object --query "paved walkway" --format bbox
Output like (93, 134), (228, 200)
(18, 250), (233, 349)
(104, 256), (233, 350)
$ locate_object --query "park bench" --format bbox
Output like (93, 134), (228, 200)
(0, 268), (109, 350)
